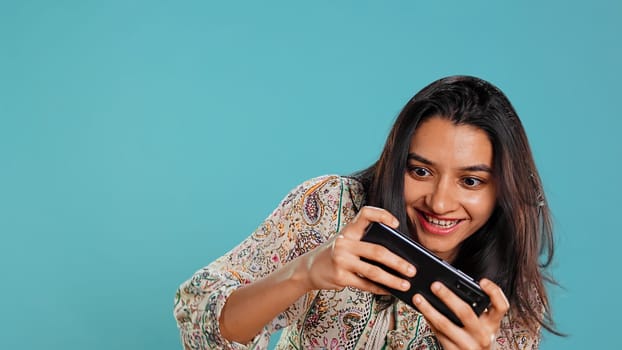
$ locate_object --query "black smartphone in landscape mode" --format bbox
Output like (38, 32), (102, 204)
(361, 222), (490, 326)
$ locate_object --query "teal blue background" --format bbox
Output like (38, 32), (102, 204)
(1, 0), (620, 348)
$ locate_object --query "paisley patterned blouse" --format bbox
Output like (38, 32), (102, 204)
(174, 175), (540, 349)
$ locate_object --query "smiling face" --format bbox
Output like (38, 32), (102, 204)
(404, 117), (497, 262)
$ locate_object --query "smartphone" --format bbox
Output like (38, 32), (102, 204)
(360, 222), (490, 326)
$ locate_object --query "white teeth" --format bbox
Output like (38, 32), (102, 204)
(424, 214), (459, 228)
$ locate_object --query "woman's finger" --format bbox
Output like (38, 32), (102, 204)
(345, 272), (392, 295)
(356, 257), (412, 292)
(357, 240), (416, 278)
(431, 280), (506, 348)
(342, 206), (399, 239)
(429, 281), (480, 328)
(413, 293), (474, 349)
(479, 278), (510, 322)
(331, 236), (413, 292)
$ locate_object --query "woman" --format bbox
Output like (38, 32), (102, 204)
(174, 76), (558, 349)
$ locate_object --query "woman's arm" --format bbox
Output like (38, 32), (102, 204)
(174, 177), (327, 349)
(175, 176), (416, 349)
(217, 252), (310, 344)
(219, 205), (417, 343)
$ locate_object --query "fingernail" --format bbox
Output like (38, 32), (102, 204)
(401, 280), (410, 290)
(431, 282), (441, 292)
(414, 294), (422, 305)
(393, 219), (399, 227)
(407, 265), (415, 276)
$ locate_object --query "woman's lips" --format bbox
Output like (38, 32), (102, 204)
(415, 210), (463, 235)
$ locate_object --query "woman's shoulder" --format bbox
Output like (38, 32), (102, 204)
(289, 175), (366, 204)
(277, 175), (366, 224)
(299, 174), (364, 192)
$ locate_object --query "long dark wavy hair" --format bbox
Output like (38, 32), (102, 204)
(354, 75), (558, 337)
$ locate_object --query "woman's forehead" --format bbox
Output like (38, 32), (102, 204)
(409, 118), (493, 168)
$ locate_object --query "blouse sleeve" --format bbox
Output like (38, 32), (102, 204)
(494, 286), (544, 350)
(173, 175), (346, 350)
(495, 316), (541, 350)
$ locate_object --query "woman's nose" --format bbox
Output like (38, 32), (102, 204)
(425, 178), (458, 215)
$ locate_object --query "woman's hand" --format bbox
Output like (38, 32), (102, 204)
(296, 206), (416, 295)
(413, 278), (510, 350)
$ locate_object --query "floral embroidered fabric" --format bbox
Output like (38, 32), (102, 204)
(174, 175), (541, 349)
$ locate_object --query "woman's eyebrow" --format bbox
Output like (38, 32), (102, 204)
(461, 164), (493, 173)
(407, 152), (433, 165)
(407, 152), (492, 173)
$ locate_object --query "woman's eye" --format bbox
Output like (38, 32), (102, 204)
(462, 177), (483, 187)
(410, 166), (431, 177)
